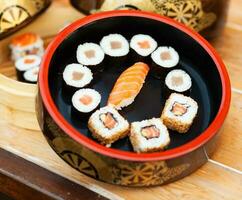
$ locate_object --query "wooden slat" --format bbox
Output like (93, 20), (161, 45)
(211, 91), (242, 170)
(0, 148), (107, 200)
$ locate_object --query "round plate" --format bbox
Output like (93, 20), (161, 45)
(39, 11), (231, 162)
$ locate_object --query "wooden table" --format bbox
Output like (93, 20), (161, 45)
(0, 0), (242, 199)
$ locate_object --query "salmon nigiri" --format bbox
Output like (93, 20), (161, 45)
(108, 62), (149, 110)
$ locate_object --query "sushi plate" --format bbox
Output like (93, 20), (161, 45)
(37, 10), (231, 186)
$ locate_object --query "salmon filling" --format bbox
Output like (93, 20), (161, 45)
(84, 50), (95, 58)
(171, 76), (183, 87)
(100, 112), (117, 129)
(138, 40), (150, 49)
(141, 125), (160, 139)
(79, 95), (92, 105)
(12, 33), (37, 47)
(24, 58), (35, 64)
(110, 41), (122, 49)
(72, 71), (84, 81)
(171, 102), (190, 116)
(160, 51), (171, 60)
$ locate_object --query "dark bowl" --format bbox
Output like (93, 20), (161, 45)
(36, 11), (231, 186)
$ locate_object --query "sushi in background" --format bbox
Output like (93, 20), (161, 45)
(14, 54), (41, 83)
(10, 33), (44, 61)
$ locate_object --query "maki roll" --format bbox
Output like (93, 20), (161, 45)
(23, 66), (39, 84)
(76, 42), (105, 73)
(164, 69), (192, 98)
(15, 55), (41, 82)
(10, 33), (44, 61)
(100, 33), (129, 70)
(151, 46), (179, 80)
(129, 118), (170, 153)
(130, 34), (157, 63)
(71, 88), (101, 120)
(88, 106), (129, 147)
(161, 93), (198, 133)
(63, 64), (93, 95)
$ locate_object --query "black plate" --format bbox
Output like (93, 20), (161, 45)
(48, 16), (222, 152)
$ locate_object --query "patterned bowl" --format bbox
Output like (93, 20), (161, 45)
(36, 11), (231, 186)
(0, 0), (51, 39)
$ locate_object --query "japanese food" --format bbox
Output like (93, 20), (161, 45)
(76, 42), (105, 72)
(10, 33), (44, 61)
(63, 64), (93, 94)
(107, 62), (149, 110)
(72, 88), (101, 119)
(88, 106), (129, 147)
(100, 33), (129, 57)
(130, 34), (157, 62)
(151, 46), (179, 80)
(23, 66), (39, 84)
(100, 33), (129, 70)
(14, 55), (41, 81)
(161, 93), (198, 133)
(164, 69), (192, 97)
(129, 118), (170, 153)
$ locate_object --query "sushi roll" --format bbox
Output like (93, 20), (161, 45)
(164, 69), (192, 98)
(108, 62), (150, 110)
(100, 34), (129, 70)
(23, 66), (39, 84)
(63, 64), (93, 95)
(76, 43), (105, 73)
(161, 93), (198, 133)
(15, 55), (41, 81)
(88, 106), (129, 147)
(130, 34), (157, 63)
(10, 33), (44, 61)
(151, 47), (179, 80)
(71, 88), (101, 120)
(129, 118), (170, 153)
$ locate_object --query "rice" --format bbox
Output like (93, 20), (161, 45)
(72, 88), (101, 113)
(151, 46), (179, 68)
(165, 69), (192, 92)
(130, 34), (157, 56)
(23, 66), (39, 83)
(161, 93), (198, 133)
(88, 106), (129, 146)
(15, 55), (41, 71)
(100, 33), (129, 57)
(63, 64), (93, 88)
(76, 43), (104, 66)
(130, 118), (170, 153)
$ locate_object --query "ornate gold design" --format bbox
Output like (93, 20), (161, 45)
(112, 161), (190, 186)
(150, 0), (216, 31)
(0, 5), (30, 32)
(61, 150), (99, 179)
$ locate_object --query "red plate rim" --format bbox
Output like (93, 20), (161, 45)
(39, 10), (231, 162)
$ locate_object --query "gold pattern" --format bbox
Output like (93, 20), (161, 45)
(112, 161), (190, 186)
(151, 0), (216, 31)
(61, 151), (99, 178)
(0, 0), (50, 37)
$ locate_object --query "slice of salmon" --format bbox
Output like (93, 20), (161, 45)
(107, 62), (149, 110)
(79, 95), (92, 105)
(100, 112), (117, 129)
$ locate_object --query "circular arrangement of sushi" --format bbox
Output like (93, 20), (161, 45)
(61, 33), (198, 153)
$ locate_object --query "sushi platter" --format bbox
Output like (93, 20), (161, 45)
(0, 0), (242, 199)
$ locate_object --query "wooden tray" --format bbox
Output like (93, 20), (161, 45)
(0, 0), (241, 199)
